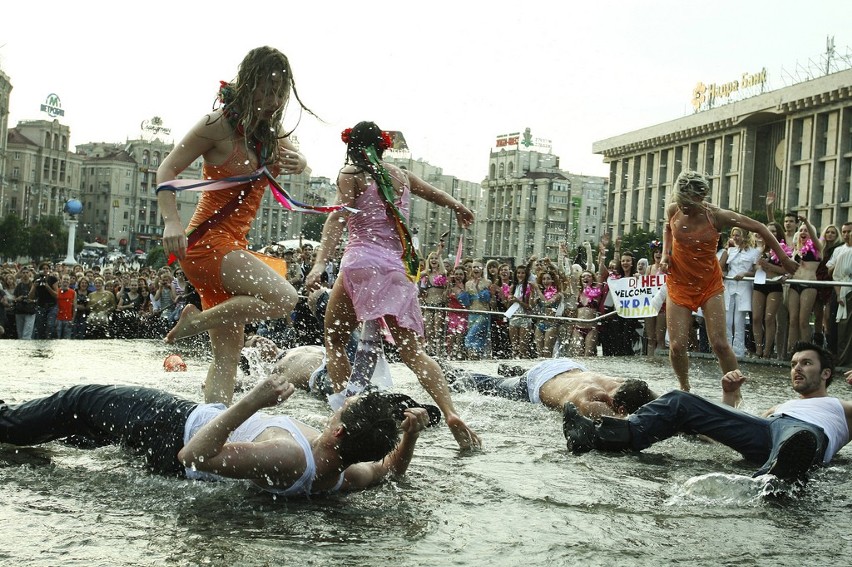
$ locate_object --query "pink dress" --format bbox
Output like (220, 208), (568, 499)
(339, 176), (424, 335)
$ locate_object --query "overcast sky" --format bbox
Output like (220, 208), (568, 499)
(2, 1), (850, 185)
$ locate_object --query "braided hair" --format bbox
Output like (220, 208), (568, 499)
(342, 121), (394, 188)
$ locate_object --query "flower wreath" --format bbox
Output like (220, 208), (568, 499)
(340, 128), (393, 151)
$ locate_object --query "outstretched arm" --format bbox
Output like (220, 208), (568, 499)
(407, 171), (474, 229)
(340, 407), (429, 490)
(305, 173), (356, 288)
(721, 209), (798, 273)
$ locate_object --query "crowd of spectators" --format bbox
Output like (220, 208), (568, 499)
(4, 214), (852, 372)
(0, 259), (201, 340)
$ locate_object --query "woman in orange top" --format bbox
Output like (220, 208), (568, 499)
(157, 46), (311, 403)
(659, 171), (797, 391)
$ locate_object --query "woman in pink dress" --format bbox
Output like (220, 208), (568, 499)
(306, 121), (479, 449)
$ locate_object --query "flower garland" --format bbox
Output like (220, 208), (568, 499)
(433, 274), (448, 287)
(583, 285), (602, 299)
(543, 285), (559, 301)
(798, 238), (817, 259)
(769, 241), (792, 264)
(501, 283), (511, 297)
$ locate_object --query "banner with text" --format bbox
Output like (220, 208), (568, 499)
(608, 274), (667, 318)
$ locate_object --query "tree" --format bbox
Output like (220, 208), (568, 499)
(301, 214), (327, 242)
(0, 214), (30, 261)
(146, 246), (168, 269)
(26, 215), (68, 262)
(620, 228), (661, 260)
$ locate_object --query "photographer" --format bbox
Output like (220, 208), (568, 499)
(29, 262), (58, 339)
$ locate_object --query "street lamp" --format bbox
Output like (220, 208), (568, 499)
(111, 199), (119, 248)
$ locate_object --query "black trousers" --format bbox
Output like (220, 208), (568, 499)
(0, 385), (197, 477)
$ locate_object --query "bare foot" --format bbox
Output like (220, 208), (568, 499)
(165, 304), (201, 343)
(446, 413), (481, 450)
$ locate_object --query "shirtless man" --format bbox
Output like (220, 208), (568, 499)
(442, 358), (657, 419)
(0, 376), (433, 498)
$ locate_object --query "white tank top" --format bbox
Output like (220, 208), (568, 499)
(183, 403), (344, 497)
(525, 358), (589, 404)
(772, 397), (849, 463)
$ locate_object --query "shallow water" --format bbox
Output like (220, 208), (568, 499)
(1, 340), (851, 566)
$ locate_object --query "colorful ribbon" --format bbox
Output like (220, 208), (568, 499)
(360, 146), (421, 282)
(157, 167), (357, 264)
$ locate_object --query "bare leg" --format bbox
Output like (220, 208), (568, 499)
(584, 327), (598, 357)
(384, 316), (480, 450)
(165, 251), (297, 404)
(702, 292), (739, 374)
(751, 291), (767, 357)
(666, 299), (695, 391)
(545, 326), (559, 357)
(655, 311), (667, 353)
(322, 280), (359, 392)
(797, 288), (818, 344)
(645, 316), (657, 355)
(786, 288), (802, 351)
(165, 252), (297, 343)
(204, 324), (244, 404)
(764, 291), (782, 358)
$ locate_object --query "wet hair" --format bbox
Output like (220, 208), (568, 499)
(672, 170), (711, 209)
(338, 392), (400, 465)
(612, 379), (655, 414)
(791, 341), (835, 387)
(217, 46), (316, 166)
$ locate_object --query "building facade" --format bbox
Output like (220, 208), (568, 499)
(4, 119), (82, 225)
(480, 130), (607, 263)
(0, 69), (11, 217)
(76, 138), (202, 252)
(384, 155), (482, 262)
(593, 68), (852, 238)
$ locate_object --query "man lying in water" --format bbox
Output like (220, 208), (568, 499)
(563, 342), (852, 483)
(439, 358), (658, 418)
(0, 376), (439, 498)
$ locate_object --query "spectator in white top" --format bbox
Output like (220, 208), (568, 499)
(719, 228), (761, 358)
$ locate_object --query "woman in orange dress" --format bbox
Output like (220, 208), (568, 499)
(156, 46), (312, 403)
(659, 171), (797, 391)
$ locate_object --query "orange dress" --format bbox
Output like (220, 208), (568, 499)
(180, 144), (287, 310)
(667, 208), (724, 312)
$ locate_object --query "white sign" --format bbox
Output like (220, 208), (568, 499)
(607, 274), (667, 318)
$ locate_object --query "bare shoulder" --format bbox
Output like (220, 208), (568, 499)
(665, 203), (678, 218)
(190, 109), (232, 140)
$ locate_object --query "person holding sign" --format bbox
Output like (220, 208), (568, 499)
(660, 171), (797, 391)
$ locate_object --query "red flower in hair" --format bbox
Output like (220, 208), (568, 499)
(341, 128), (352, 144)
(379, 131), (393, 151)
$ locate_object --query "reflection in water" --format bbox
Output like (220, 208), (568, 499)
(1, 340), (850, 566)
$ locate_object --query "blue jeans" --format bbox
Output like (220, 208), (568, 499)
(627, 391), (828, 476)
(16, 313), (35, 339)
(0, 385), (197, 476)
(468, 373), (531, 402)
(55, 319), (73, 339)
(34, 304), (58, 339)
